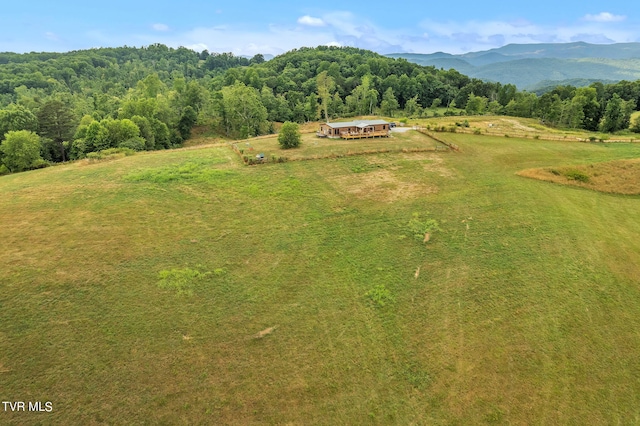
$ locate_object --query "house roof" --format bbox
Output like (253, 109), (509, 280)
(324, 120), (389, 129)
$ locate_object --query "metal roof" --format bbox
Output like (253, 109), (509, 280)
(324, 120), (389, 129)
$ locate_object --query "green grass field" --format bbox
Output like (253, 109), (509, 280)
(2, 129), (640, 424)
(237, 129), (441, 162)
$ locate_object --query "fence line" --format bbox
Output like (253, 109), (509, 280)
(230, 143), (442, 166)
(413, 127), (461, 152)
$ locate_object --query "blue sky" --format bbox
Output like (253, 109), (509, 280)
(1, 1), (638, 55)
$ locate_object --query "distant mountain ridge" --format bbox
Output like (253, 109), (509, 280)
(387, 42), (640, 90)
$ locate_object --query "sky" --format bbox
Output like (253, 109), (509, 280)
(1, 1), (638, 56)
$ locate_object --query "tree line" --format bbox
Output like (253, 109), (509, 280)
(1, 44), (640, 173)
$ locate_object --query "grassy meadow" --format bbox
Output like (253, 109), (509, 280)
(236, 129), (441, 161)
(2, 125), (640, 424)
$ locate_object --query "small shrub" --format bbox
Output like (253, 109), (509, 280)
(564, 169), (590, 182)
(157, 267), (211, 296)
(30, 158), (51, 169)
(118, 136), (146, 151)
(366, 284), (393, 307)
(473, 128), (482, 135)
(550, 169), (561, 176)
(86, 147), (136, 161)
(589, 136), (597, 142)
(406, 213), (440, 241)
(104, 147), (135, 156)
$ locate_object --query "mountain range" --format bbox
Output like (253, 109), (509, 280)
(387, 42), (640, 91)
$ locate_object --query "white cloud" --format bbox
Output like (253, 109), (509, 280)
(583, 12), (626, 23)
(416, 17), (638, 54)
(297, 15), (326, 27)
(152, 23), (170, 32)
(185, 43), (208, 52)
(107, 10), (639, 58)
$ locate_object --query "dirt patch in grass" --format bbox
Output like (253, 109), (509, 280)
(517, 158), (640, 194)
(397, 152), (457, 178)
(329, 169), (437, 202)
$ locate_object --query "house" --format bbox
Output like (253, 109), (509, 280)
(317, 120), (390, 139)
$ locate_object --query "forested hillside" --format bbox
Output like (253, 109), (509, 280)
(1, 44), (640, 173)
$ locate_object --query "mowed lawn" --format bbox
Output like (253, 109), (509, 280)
(235, 128), (440, 161)
(1, 133), (640, 424)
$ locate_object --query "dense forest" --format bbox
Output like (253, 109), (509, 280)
(1, 44), (640, 173)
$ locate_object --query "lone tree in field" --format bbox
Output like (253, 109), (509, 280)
(278, 121), (301, 149)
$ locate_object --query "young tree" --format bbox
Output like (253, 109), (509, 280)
(631, 115), (640, 133)
(0, 130), (42, 172)
(405, 95), (421, 117)
(466, 93), (487, 115)
(317, 71), (335, 122)
(178, 106), (198, 140)
(380, 87), (399, 117)
(85, 121), (110, 151)
(599, 94), (634, 133)
(102, 118), (141, 148)
(278, 121), (301, 149)
(329, 93), (344, 118)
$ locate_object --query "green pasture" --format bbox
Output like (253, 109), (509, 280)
(235, 129), (441, 161)
(1, 131), (640, 424)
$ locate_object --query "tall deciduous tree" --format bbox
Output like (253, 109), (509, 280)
(466, 93), (487, 115)
(380, 87), (399, 117)
(0, 130), (42, 172)
(218, 83), (267, 137)
(101, 118), (140, 148)
(0, 104), (38, 141)
(85, 121), (109, 152)
(599, 94), (635, 133)
(178, 106), (198, 140)
(317, 71), (335, 122)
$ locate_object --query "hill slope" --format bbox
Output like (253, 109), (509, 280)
(2, 129), (640, 423)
